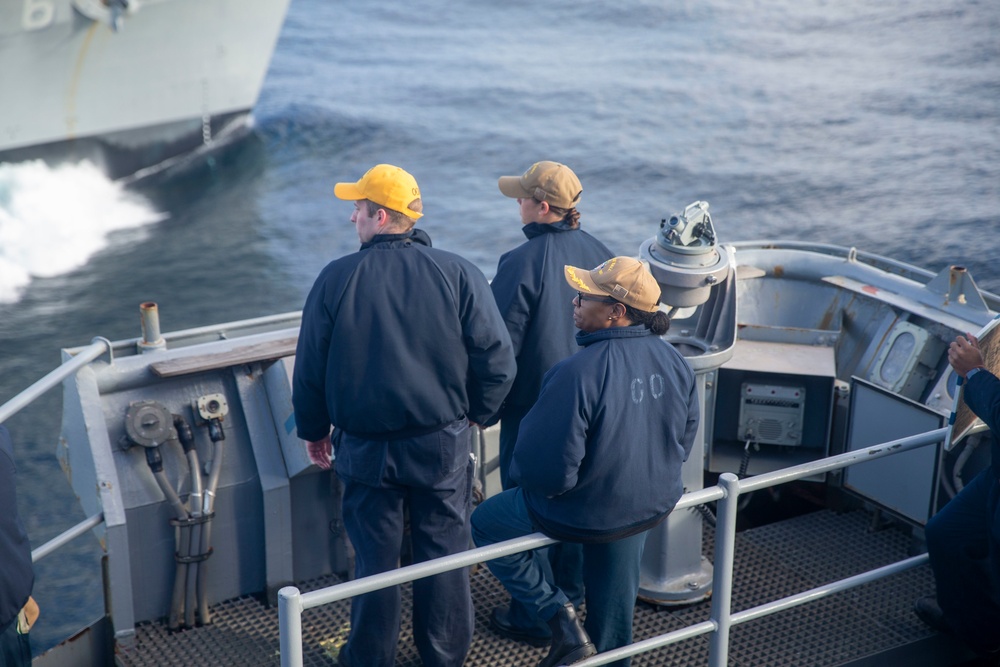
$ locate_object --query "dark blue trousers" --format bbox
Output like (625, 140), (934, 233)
(925, 467), (1000, 655)
(471, 488), (648, 667)
(336, 419), (474, 667)
(500, 412), (585, 634)
(0, 620), (30, 667)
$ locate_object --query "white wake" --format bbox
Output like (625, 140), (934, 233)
(0, 160), (166, 304)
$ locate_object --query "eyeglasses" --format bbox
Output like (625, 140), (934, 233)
(576, 291), (618, 305)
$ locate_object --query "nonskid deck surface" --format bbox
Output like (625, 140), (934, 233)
(115, 509), (943, 667)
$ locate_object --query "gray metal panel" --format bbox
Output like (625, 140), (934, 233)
(265, 357), (313, 478)
(125, 481), (265, 624)
(234, 366), (294, 594)
(289, 472), (349, 583)
(63, 349), (273, 632)
(842, 378), (944, 525)
(60, 360), (138, 644)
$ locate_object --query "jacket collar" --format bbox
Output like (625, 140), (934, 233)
(576, 325), (651, 347)
(360, 228), (432, 250)
(522, 219), (575, 240)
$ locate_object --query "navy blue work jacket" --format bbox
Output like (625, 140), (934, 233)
(510, 326), (700, 543)
(0, 426), (32, 633)
(963, 370), (1000, 481)
(490, 221), (612, 413)
(293, 231), (515, 440)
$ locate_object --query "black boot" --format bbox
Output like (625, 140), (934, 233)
(490, 604), (551, 647)
(537, 602), (596, 667)
(913, 595), (950, 635)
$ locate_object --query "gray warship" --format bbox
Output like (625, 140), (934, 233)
(3, 202), (995, 665)
(0, 0), (291, 182)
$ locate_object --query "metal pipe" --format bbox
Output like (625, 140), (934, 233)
(278, 586), (304, 667)
(730, 554), (928, 626)
(170, 518), (191, 630)
(30, 512), (104, 562)
(300, 533), (556, 610)
(197, 435), (225, 624)
(573, 620), (717, 666)
(707, 473), (740, 667)
(153, 468), (188, 519)
(140, 302), (162, 345)
(739, 427), (946, 494)
(672, 485), (725, 511)
(570, 552), (929, 666)
(291, 428), (939, 614)
(184, 446), (203, 628)
(0, 338), (109, 424)
(139, 302), (166, 353)
(276, 429), (950, 661)
(153, 467), (191, 630)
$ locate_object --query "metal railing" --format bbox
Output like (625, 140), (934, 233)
(31, 511), (105, 563)
(0, 332), (948, 665)
(1, 338), (113, 564)
(0, 338), (110, 425)
(278, 426), (946, 667)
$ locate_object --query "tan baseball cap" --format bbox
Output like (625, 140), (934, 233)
(334, 164), (423, 219)
(564, 257), (661, 313)
(498, 161), (582, 210)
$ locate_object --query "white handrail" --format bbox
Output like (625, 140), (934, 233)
(278, 426), (947, 667)
(0, 324), (950, 665)
(0, 338), (109, 424)
(31, 512), (105, 563)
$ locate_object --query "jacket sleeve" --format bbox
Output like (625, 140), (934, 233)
(0, 426), (34, 633)
(510, 359), (589, 496)
(461, 269), (516, 424)
(963, 370), (1000, 436)
(292, 273), (335, 442)
(490, 252), (533, 359)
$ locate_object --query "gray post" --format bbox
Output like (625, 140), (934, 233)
(138, 302), (166, 353)
(279, 586), (303, 667)
(637, 372), (713, 603)
(708, 472), (740, 666)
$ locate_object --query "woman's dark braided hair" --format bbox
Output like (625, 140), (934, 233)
(622, 303), (670, 335)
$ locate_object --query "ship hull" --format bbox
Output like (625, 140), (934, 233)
(0, 0), (290, 180)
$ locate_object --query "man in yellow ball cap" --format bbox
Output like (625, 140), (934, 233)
(293, 164), (515, 667)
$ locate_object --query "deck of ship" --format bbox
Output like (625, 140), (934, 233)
(113, 508), (976, 667)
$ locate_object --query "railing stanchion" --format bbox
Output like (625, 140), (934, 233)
(272, 428), (947, 663)
(708, 472), (741, 667)
(279, 586), (304, 667)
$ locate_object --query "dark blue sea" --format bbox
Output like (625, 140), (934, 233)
(1, 0), (998, 655)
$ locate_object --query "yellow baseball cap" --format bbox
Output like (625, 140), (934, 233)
(564, 257), (661, 313)
(334, 164), (423, 219)
(498, 161), (582, 210)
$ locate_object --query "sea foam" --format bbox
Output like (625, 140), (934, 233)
(0, 160), (166, 304)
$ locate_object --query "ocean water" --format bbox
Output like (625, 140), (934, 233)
(1, 0), (999, 655)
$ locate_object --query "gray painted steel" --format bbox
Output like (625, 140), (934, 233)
(27, 239), (998, 664)
(0, 0), (291, 179)
(107, 510), (973, 667)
